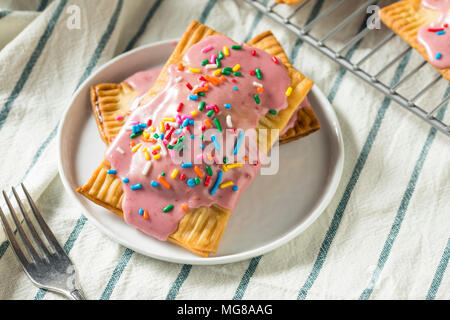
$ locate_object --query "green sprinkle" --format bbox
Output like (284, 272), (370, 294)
(167, 144), (174, 149)
(201, 134), (204, 140)
(195, 177), (200, 185)
(206, 166), (213, 176)
(269, 109), (277, 115)
(198, 92), (205, 97)
(153, 133), (159, 139)
(218, 51), (224, 59)
(214, 118), (223, 132)
(215, 58), (221, 68)
(223, 157), (228, 164)
(231, 45), (242, 50)
(221, 70), (231, 76)
(130, 131), (143, 139)
(163, 204), (174, 213)
(201, 59), (209, 66)
(254, 94), (260, 104)
(198, 101), (206, 111)
(206, 110), (215, 117)
(223, 67), (232, 72)
(161, 172), (165, 176)
(255, 68), (262, 80)
(233, 71), (242, 76)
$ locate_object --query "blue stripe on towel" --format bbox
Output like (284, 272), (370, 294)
(426, 238), (450, 300)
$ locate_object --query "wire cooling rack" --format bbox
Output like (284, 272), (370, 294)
(244, 0), (450, 137)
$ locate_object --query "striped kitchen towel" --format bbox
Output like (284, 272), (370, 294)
(0, 0), (448, 300)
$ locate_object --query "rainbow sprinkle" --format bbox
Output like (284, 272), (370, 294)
(209, 170), (223, 195)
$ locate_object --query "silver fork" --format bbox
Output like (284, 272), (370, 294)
(0, 184), (85, 300)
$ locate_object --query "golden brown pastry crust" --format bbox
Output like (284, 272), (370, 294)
(275, 0), (308, 5)
(279, 106), (321, 144)
(77, 21), (315, 257)
(380, 0), (450, 81)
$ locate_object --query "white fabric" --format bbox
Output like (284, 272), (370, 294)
(0, 0), (448, 300)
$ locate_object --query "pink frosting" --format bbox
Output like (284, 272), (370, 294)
(125, 67), (163, 95)
(417, 0), (450, 69)
(105, 35), (291, 241)
(280, 97), (311, 136)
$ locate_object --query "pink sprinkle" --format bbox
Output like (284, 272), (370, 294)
(196, 153), (204, 160)
(163, 140), (169, 146)
(201, 45), (214, 53)
(176, 115), (182, 124)
(115, 115), (124, 121)
(210, 54), (217, 64)
(182, 115), (193, 120)
(131, 121), (139, 125)
(206, 105), (215, 110)
(200, 81), (206, 87)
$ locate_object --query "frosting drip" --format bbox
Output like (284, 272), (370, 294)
(105, 35), (291, 241)
(125, 67), (163, 95)
(417, 0), (450, 69)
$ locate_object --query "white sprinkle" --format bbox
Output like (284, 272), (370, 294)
(116, 147), (124, 154)
(125, 126), (133, 131)
(226, 114), (233, 128)
(175, 76), (183, 83)
(253, 81), (263, 88)
(142, 161), (152, 175)
(205, 64), (217, 69)
(159, 142), (167, 156)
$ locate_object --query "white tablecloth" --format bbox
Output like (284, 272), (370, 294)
(0, 0), (448, 300)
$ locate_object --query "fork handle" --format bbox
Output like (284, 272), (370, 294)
(70, 289), (86, 300)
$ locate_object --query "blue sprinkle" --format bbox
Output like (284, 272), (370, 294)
(209, 170), (223, 195)
(201, 144), (205, 149)
(160, 133), (164, 140)
(190, 134), (195, 139)
(232, 185), (238, 191)
(131, 183), (142, 190)
(437, 30), (445, 35)
(189, 119), (194, 125)
(181, 162), (193, 168)
(233, 86), (238, 91)
(150, 181), (160, 187)
(107, 169), (117, 174)
(188, 94), (199, 101)
(212, 134), (221, 150)
(140, 123), (147, 129)
(436, 52), (443, 59)
(224, 104), (231, 109)
(175, 129), (182, 134)
(234, 130), (245, 155)
(187, 178), (196, 187)
(182, 118), (190, 127)
(122, 177), (129, 183)
(132, 124), (142, 133)
(138, 208), (144, 215)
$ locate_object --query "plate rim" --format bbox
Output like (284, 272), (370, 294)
(57, 39), (344, 265)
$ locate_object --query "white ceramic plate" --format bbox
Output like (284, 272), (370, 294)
(58, 39), (344, 265)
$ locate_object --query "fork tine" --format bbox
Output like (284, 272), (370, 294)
(2, 191), (40, 262)
(0, 206), (30, 266)
(12, 187), (51, 259)
(20, 184), (65, 255)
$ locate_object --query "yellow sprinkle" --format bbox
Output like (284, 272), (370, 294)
(223, 46), (230, 56)
(285, 86), (293, 97)
(213, 69), (222, 76)
(220, 181), (234, 189)
(222, 164), (228, 172)
(232, 64), (240, 72)
(144, 151), (150, 160)
(162, 117), (175, 122)
(142, 147), (147, 152)
(150, 126), (155, 132)
(132, 143), (142, 153)
(159, 122), (165, 133)
(153, 154), (161, 160)
(189, 68), (201, 73)
(142, 131), (150, 139)
(152, 145), (161, 151)
(191, 110), (198, 117)
(226, 163), (243, 169)
(170, 169), (179, 179)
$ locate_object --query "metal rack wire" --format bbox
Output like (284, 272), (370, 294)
(244, 0), (450, 137)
